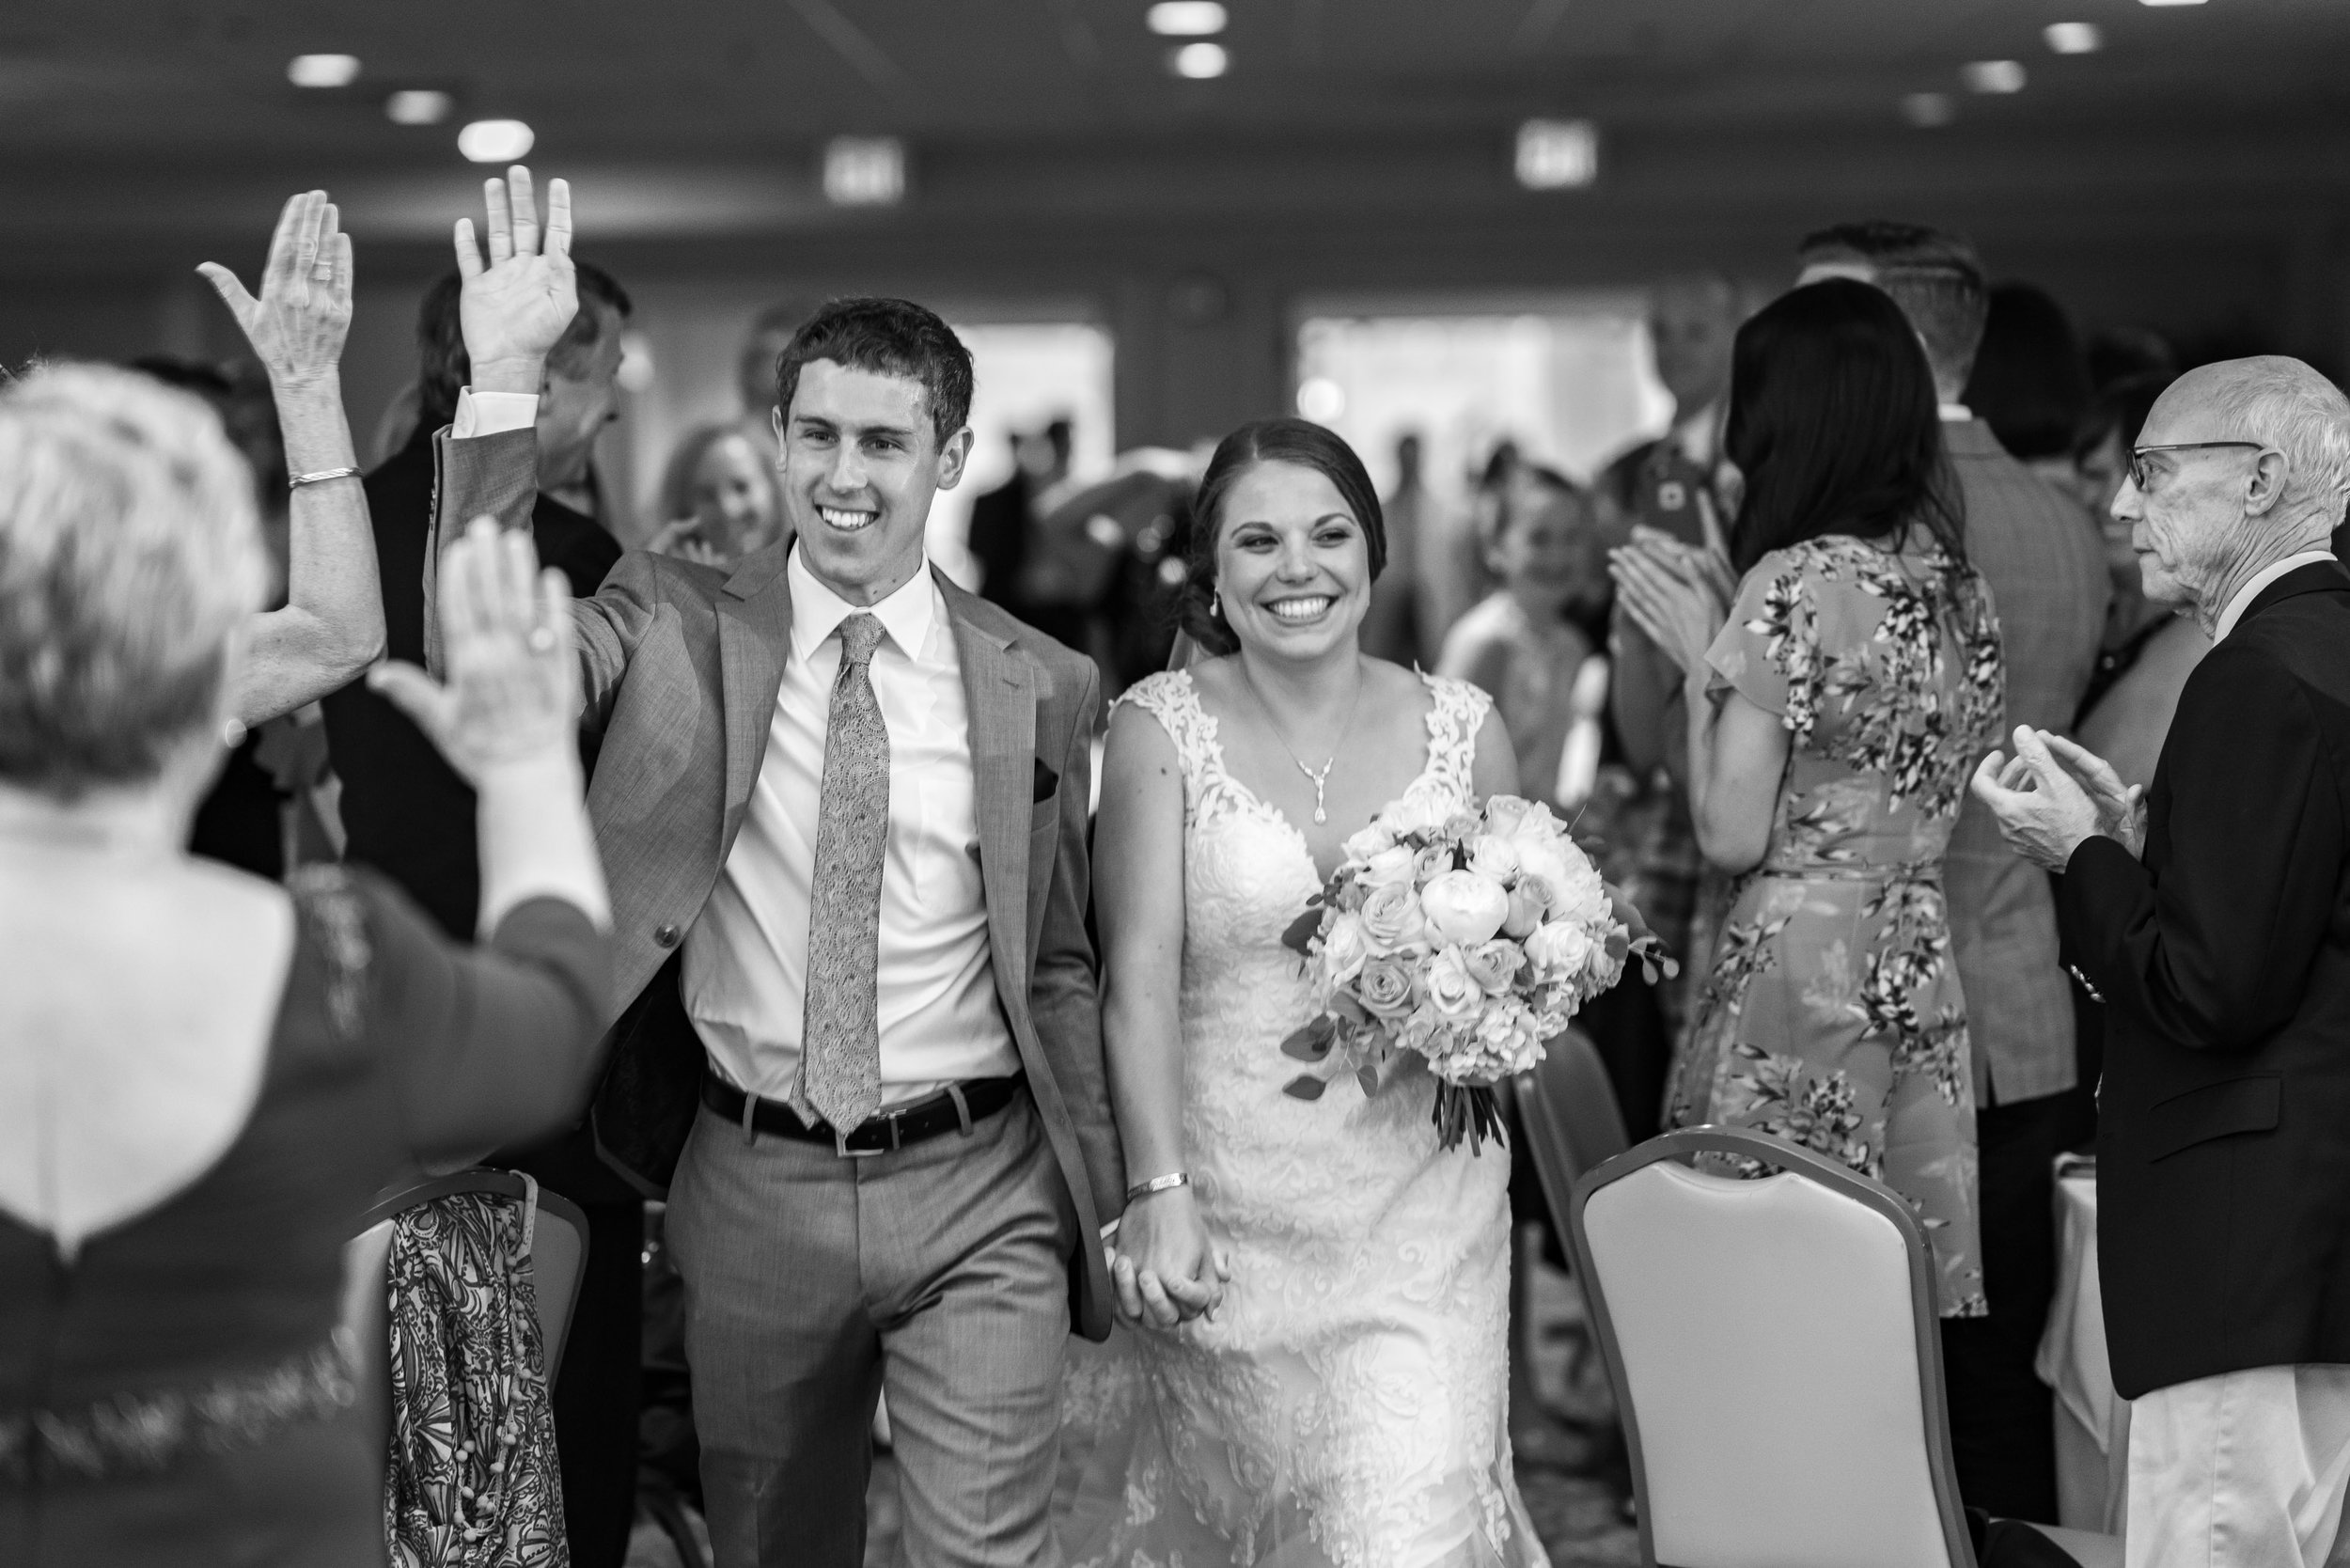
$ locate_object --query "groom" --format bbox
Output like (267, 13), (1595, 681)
(423, 169), (1120, 1566)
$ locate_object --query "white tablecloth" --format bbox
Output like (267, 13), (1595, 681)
(2035, 1155), (2130, 1534)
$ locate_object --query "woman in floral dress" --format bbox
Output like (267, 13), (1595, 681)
(1608, 278), (2004, 1317)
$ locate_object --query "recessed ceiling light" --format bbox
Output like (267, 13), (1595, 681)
(822, 136), (907, 206)
(1148, 2), (1228, 36)
(1295, 377), (1345, 422)
(1514, 118), (1599, 188)
(385, 89), (453, 126)
(287, 54), (360, 88)
(1170, 41), (1228, 78)
(1961, 59), (2028, 93)
(2044, 22), (2103, 53)
(2139, 0), (2206, 7)
(1904, 91), (1956, 128)
(457, 118), (535, 164)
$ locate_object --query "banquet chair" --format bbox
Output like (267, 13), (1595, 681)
(1561, 1126), (2121, 1568)
(338, 1168), (591, 1457)
(1511, 1027), (1632, 1223)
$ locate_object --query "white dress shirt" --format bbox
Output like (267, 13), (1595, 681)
(684, 545), (1016, 1106)
(2213, 549), (2339, 644)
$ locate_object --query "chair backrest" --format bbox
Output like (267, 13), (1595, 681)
(1565, 1126), (1973, 1568)
(337, 1169), (592, 1459)
(1512, 1027), (1633, 1225)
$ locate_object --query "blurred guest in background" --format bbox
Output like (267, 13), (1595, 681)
(969, 416), (1072, 615)
(1359, 430), (1424, 665)
(733, 298), (816, 444)
(319, 182), (642, 1568)
(0, 357), (610, 1568)
(1965, 282), (2094, 493)
(1438, 470), (1604, 805)
(2073, 372), (2207, 791)
(2087, 324), (2181, 393)
(1796, 220), (2107, 1523)
(1417, 437), (1515, 665)
(1600, 275), (1746, 1087)
(1612, 276), (2004, 1322)
(650, 422), (787, 567)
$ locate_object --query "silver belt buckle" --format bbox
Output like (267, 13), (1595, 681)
(834, 1119), (891, 1158)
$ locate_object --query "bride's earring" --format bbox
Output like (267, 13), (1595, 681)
(1212, 588), (1224, 619)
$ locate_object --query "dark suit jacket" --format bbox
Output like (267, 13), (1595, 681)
(426, 427), (1122, 1341)
(2058, 558), (2350, 1397)
(322, 425), (621, 938)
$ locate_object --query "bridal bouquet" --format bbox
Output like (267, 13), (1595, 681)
(1279, 793), (1668, 1152)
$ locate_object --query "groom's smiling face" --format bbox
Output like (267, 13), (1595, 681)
(775, 358), (971, 606)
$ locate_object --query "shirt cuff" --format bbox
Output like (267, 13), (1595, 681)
(453, 387), (540, 438)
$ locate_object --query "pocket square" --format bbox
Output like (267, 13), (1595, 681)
(1033, 756), (1060, 803)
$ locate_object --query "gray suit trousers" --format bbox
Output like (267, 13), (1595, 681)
(667, 1087), (1076, 1568)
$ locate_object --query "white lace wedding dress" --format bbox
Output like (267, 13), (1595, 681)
(1057, 668), (1549, 1568)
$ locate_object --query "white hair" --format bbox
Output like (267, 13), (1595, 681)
(2205, 355), (2350, 525)
(0, 362), (268, 797)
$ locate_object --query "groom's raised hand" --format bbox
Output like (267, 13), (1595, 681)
(453, 165), (575, 397)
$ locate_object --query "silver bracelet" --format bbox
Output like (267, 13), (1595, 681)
(288, 466), (362, 490)
(1125, 1171), (1190, 1203)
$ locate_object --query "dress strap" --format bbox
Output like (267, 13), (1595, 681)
(1418, 673), (1493, 804)
(1114, 669), (1233, 825)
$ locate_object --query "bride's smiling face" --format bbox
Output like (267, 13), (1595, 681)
(1213, 461), (1372, 662)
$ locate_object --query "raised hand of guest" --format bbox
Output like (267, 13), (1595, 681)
(1113, 1185), (1229, 1331)
(196, 190), (351, 392)
(453, 165), (576, 396)
(645, 517), (728, 569)
(370, 517), (582, 783)
(199, 191), (384, 726)
(1608, 535), (1726, 678)
(1969, 724), (2108, 870)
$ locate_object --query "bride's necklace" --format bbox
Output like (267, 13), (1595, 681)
(1239, 660), (1363, 825)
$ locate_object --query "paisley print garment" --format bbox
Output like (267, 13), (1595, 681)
(1055, 670), (1549, 1568)
(1665, 533), (2004, 1318)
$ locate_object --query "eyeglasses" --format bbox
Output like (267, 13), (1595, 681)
(2126, 441), (2267, 492)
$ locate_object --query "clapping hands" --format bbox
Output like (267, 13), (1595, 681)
(369, 518), (581, 784)
(196, 190), (352, 392)
(1969, 726), (2146, 870)
(1608, 516), (1733, 678)
(453, 165), (576, 395)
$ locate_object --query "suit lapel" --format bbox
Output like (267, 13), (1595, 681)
(716, 548), (794, 845)
(941, 571), (1037, 991)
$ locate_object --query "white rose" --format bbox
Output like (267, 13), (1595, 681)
(1321, 910), (1371, 986)
(1420, 870), (1511, 947)
(1382, 792), (1449, 840)
(1467, 834), (1521, 883)
(1422, 945), (1485, 1022)
(1548, 855), (1610, 926)
(1357, 842), (1420, 888)
(1342, 823), (1397, 864)
(1525, 918), (1593, 981)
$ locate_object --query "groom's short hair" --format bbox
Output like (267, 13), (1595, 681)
(776, 298), (975, 446)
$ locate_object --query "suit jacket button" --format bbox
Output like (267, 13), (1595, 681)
(654, 923), (681, 949)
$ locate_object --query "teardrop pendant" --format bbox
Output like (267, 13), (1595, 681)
(1301, 759), (1334, 824)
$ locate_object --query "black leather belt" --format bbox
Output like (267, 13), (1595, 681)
(701, 1073), (1024, 1156)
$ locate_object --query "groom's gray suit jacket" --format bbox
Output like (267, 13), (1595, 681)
(427, 428), (1120, 1340)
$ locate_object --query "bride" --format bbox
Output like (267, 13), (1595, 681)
(1058, 418), (1550, 1567)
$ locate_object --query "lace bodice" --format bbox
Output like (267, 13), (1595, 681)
(1058, 669), (1545, 1568)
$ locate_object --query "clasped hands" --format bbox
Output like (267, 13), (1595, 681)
(1969, 725), (2146, 870)
(1109, 1185), (1230, 1333)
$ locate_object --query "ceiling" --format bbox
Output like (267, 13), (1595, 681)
(2, 0), (2344, 160)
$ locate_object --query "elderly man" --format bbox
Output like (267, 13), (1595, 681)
(1974, 356), (2350, 1568)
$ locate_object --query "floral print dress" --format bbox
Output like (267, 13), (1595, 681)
(1664, 533), (2004, 1317)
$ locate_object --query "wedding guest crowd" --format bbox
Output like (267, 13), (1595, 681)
(10, 155), (2350, 1568)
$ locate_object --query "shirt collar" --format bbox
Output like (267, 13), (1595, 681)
(2214, 549), (2340, 643)
(1937, 402), (1974, 424)
(786, 542), (936, 664)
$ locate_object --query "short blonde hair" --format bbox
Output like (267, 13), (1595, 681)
(0, 363), (268, 797)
